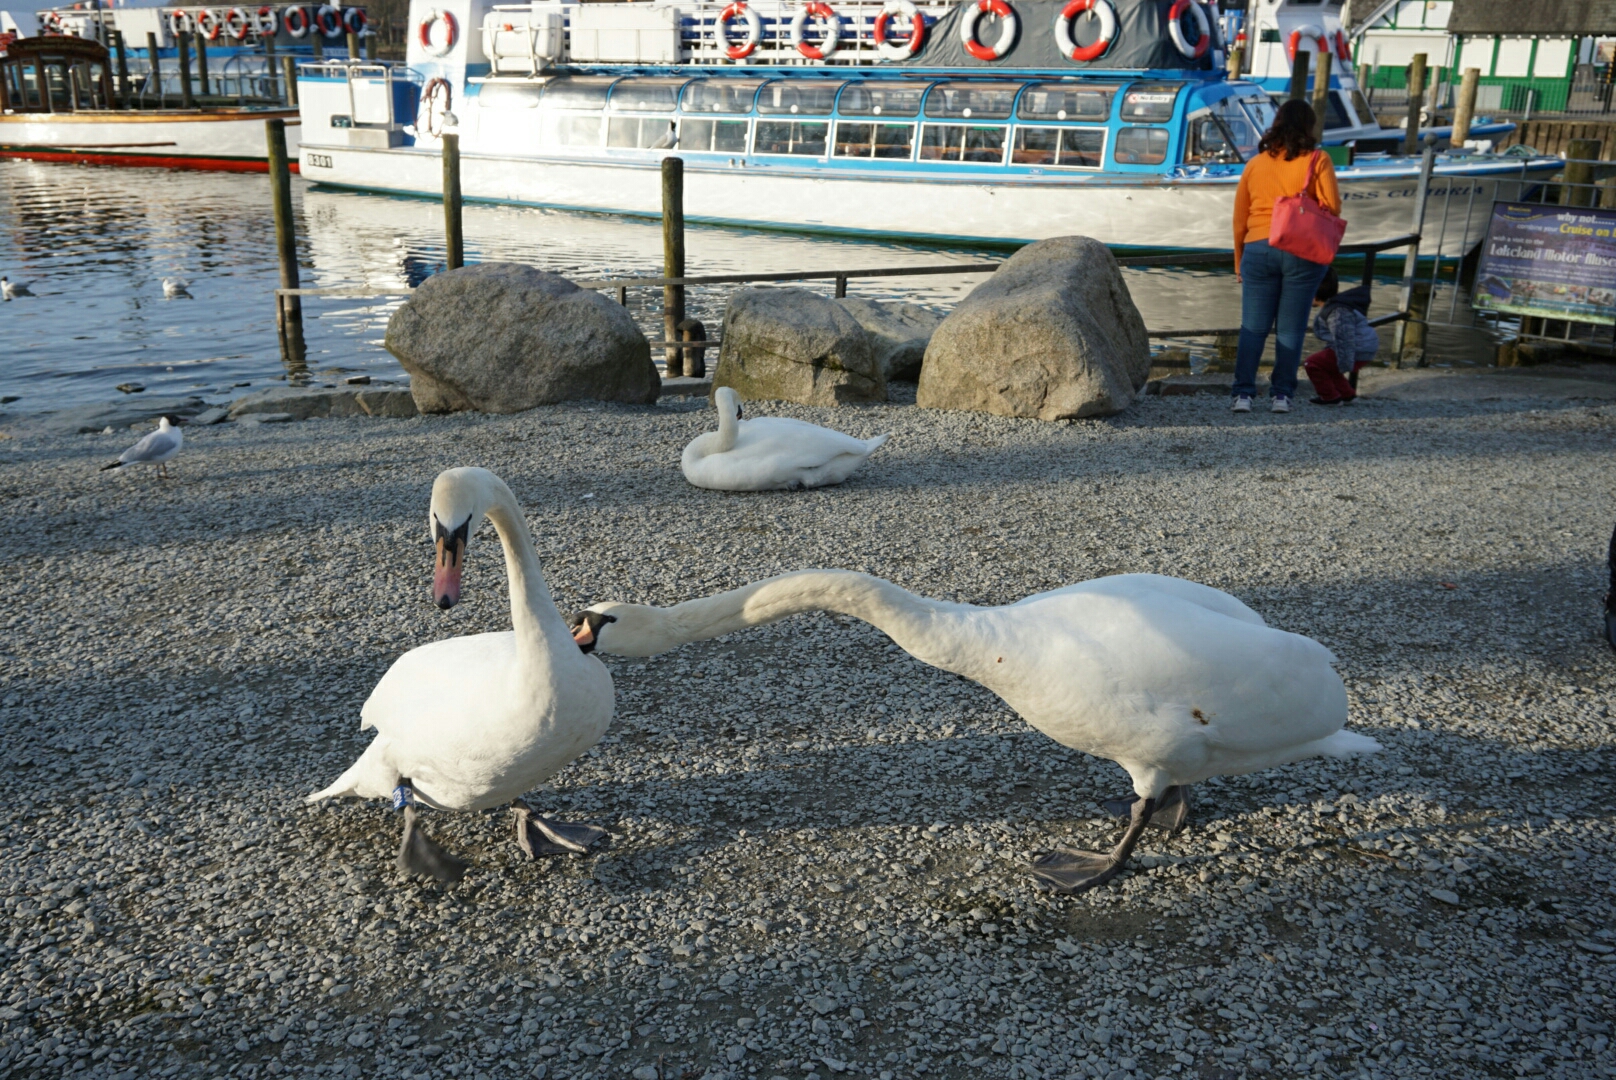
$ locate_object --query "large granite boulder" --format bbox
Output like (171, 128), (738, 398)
(836, 297), (943, 382)
(385, 263), (658, 414)
(917, 237), (1151, 420)
(713, 288), (885, 405)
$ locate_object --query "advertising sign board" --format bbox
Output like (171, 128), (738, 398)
(1472, 201), (1616, 326)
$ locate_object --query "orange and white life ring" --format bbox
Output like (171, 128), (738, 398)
(718, 2), (763, 60)
(39, 11), (64, 33)
(1334, 29), (1352, 63)
(167, 8), (193, 37)
(224, 7), (253, 39)
(958, 0), (1016, 62)
(343, 6), (366, 34)
(1285, 25), (1327, 64)
(1054, 0), (1115, 62)
(1166, 0), (1210, 60)
(418, 75), (452, 137)
(196, 9), (224, 40)
(873, 0), (924, 60)
(418, 8), (457, 55)
(255, 5), (279, 35)
(314, 4), (341, 36)
(282, 5), (310, 37)
(789, 2), (840, 60)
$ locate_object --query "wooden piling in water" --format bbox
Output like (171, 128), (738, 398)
(1225, 45), (1243, 82)
(1562, 139), (1601, 208)
(365, 34), (377, 61)
(1452, 67), (1480, 148)
(266, 119), (306, 365)
(442, 132), (464, 271)
(282, 56), (298, 107)
(146, 32), (165, 107)
(1310, 50), (1333, 142)
(196, 31), (209, 98)
(112, 31), (131, 108)
(347, 31), (360, 59)
(1403, 53), (1427, 156)
(177, 32), (194, 109)
(678, 318), (707, 378)
(662, 156), (686, 377)
(1288, 50), (1310, 104)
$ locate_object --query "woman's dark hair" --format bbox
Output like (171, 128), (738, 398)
(1258, 99), (1319, 160)
(1315, 266), (1340, 302)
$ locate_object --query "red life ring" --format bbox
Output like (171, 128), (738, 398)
(418, 8), (457, 55)
(958, 0), (1016, 62)
(789, 1), (840, 60)
(1054, 0), (1115, 62)
(719, 2), (763, 60)
(282, 5), (310, 38)
(256, 5), (279, 35)
(343, 6), (366, 34)
(224, 7), (252, 39)
(1334, 29), (1352, 64)
(1166, 0), (1210, 60)
(168, 9), (193, 37)
(1285, 25), (1327, 64)
(40, 11), (64, 33)
(873, 0), (924, 60)
(196, 9), (224, 40)
(314, 4), (341, 36)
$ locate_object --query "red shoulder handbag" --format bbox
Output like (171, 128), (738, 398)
(1269, 151), (1347, 264)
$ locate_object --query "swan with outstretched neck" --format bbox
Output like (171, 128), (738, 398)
(681, 386), (889, 491)
(309, 467), (612, 881)
(568, 570), (1379, 892)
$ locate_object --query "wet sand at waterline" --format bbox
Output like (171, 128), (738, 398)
(3, 384), (1613, 1080)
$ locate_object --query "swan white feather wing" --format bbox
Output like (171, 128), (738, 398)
(682, 417), (886, 490)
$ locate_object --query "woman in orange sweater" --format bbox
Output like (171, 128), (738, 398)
(1230, 99), (1341, 413)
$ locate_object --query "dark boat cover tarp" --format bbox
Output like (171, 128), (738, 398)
(901, 0), (1218, 71)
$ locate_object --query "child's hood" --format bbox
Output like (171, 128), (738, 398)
(1321, 283), (1373, 318)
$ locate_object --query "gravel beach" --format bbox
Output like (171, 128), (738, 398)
(2, 382), (1613, 1080)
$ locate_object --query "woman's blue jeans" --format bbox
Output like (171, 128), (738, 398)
(1234, 239), (1331, 400)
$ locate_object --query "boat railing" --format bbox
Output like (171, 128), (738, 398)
(672, 0), (955, 67)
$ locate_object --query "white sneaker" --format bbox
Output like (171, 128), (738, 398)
(1231, 395), (1252, 413)
(1270, 395), (1291, 413)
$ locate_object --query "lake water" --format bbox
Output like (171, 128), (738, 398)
(0, 158), (1497, 413)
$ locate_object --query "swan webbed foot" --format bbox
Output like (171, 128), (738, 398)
(512, 802), (608, 858)
(1100, 785), (1191, 837)
(1031, 795), (1157, 894)
(397, 805), (469, 883)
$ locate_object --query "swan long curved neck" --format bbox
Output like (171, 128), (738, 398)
(714, 399), (739, 453)
(634, 570), (990, 683)
(479, 479), (573, 654)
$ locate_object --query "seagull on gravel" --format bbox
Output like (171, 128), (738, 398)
(2, 276), (35, 300)
(162, 278), (193, 299)
(101, 416), (184, 479)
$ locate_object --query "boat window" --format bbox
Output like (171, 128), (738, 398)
(757, 81), (843, 116)
(1325, 90), (1353, 130)
(1119, 83), (1182, 123)
(919, 123), (1006, 164)
(1011, 126), (1104, 168)
(539, 77), (616, 111)
(754, 119), (829, 156)
(478, 81), (544, 110)
(45, 63), (71, 110)
(608, 116), (676, 149)
(1241, 93), (1277, 136)
(680, 117), (751, 153)
(833, 120), (915, 159)
(837, 82), (924, 117)
(924, 81), (1019, 120)
(1017, 83), (1118, 122)
(541, 112), (603, 147)
(681, 78), (766, 115)
(1186, 96), (1259, 164)
(608, 77), (687, 113)
(1113, 126), (1168, 165)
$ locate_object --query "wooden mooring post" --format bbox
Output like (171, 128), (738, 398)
(266, 119), (307, 366)
(177, 31), (194, 109)
(442, 132), (465, 270)
(282, 56), (298, 107)
(1562, 139), (1602, 208)
(347, 31), (360, 60)
(196, 30), (210, 98)
(111, 31), (130, 108)
(662, 156), (686, 377)
(1404, 53), (1427, 156)
(1452, 67), (1480, 147)
(1310, 49), (1333, 142)
(145, 32), (163, 107)
(1288, 49), (1310, 104)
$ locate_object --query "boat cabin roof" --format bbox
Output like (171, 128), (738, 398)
(1, 35), (110, 62)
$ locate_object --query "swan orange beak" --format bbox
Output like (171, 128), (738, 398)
(432, 518), (469, 609)
(571, 620), (595, 648)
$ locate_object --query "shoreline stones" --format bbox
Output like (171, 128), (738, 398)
(835, 297), (942, 383)
(228, 385), (418, 421)
(385, 263), (659, 414)
(918, 236), (1151, 420)
(714, 287), (885, 406)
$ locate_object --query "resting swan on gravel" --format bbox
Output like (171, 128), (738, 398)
(681, 386), (889, 492)
(309, 467), (612, 882)
(568, 571), (1381, 893)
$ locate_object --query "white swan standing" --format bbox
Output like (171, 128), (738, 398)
(100, 416), (183, 479)
(681, 386), (889, 491)
(310, 467), (612, 882)
(568, 571), (1380, 892)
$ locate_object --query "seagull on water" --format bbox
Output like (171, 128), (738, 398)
(101, 417), (184, 479)
(163, 278), (193, 299)
(2, 276), (35, 300)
